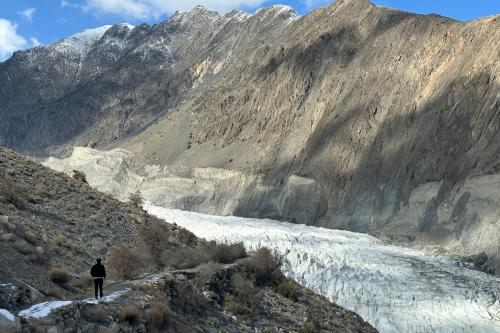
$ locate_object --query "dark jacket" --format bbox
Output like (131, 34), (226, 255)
(90, 263), (106, 278)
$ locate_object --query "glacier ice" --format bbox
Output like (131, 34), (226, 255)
(145, 203), (500, 333)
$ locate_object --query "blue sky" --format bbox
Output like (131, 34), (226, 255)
(1, 0), (499, 61)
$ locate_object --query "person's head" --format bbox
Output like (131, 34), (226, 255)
(96, 258), (101, 264)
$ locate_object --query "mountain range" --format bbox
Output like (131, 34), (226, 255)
(1, 0), (499, 268)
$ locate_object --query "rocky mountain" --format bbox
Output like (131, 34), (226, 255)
(1, 0), (500, 267)
(0, 147), (376, 332)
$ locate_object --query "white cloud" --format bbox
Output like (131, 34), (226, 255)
(0, 19), (28, 60)
(19, 8), (36, 22)
(84, 0), (268, 20)
(30, 37), (42, 47)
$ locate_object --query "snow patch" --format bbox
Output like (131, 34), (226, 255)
(0, 309), (15, 321)
(53, 25), (112, 56)
(84, 289), (130, 304)
(18, 289), (129, 318)
(145, 204), (500, 333)
(18, 301), (72, 319)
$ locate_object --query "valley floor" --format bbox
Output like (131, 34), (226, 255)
(145, 203), (500, 333)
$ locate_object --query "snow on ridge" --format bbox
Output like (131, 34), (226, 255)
(145, 204), (500, 333)
(53, 25), (112, 55)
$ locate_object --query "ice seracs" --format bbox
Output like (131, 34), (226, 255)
(145, 204), (500, 333)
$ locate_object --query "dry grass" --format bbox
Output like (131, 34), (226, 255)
(119, 304), (143, 325)
(0, 182), (29, 209)
(276, 279), (301, 302)
(73, 273), (94, 290)
(146, 301), (171, 332)
(48, 266), (72, 285)
(108, 246), (145, 280)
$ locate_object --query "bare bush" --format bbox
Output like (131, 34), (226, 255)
(195, 261), (222, 285)
(109, 246), (145, 280)
(48, 266), (72, 285)
(119, 304), (143, 325)
(276, 279), (301, 302)
(240, 247), (283, 286)
(225, 273), (262, 317)
(140, 222), (175, 267)
(204, 241), (247, 264)
(169, 280), (208, 316)
(146, 301), (171, 332)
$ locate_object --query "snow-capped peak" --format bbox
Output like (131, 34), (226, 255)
(54, 25), (112, 55)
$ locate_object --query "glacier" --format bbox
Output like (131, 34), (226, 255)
(145, 203), (500, 333)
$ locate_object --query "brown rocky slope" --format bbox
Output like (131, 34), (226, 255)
(0, 147), (376, 332)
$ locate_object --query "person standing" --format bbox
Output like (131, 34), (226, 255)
(90, 258), (106, 299)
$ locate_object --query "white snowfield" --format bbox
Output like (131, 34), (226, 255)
(145, 203), (500, 333)
(18, 290), (128, 319)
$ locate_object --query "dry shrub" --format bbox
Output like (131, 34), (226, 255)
(85, 304), (108, 322)
(74, 273), (93, 290)
(178, 228), (197, 246)
(225, 273), (261, 317)
(276, 279), (301, 302)
(72, 170), (87, 184)
(140, 221), (176, 267)
(204, 241), (247, 264)
(146, 301), (171, 332)
(240, 247), (283, 286)
(0, 182), (29, 209)
(167, 247), (210, 270)
(196, 261), (222, 285)
(45, 287), (64, 299)
(109, 246), (145, 280)
(128, 190), (143, 208)
(119, 304), (143, 325)
(48, 266), (72, 285)
(169, 280), (208, 316)
(13, 240), (36, 255)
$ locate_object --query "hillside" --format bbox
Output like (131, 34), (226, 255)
(0, 147), (376, 332)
